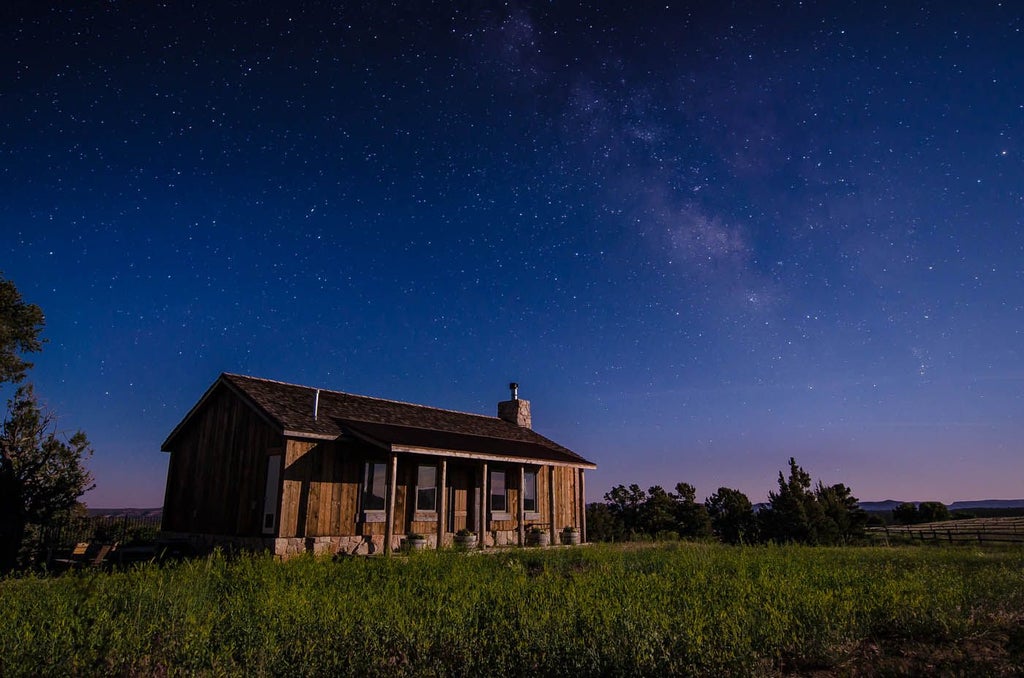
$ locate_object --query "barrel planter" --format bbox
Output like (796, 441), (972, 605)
(560, 529), (580, 545)
(405, 535), (428, 551)
(453, 532), (478, 549)
(526, 530), (550, 547)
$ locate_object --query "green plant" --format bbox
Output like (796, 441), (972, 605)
(2, 544), (1023, 676)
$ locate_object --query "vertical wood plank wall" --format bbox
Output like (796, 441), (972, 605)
(162, 384), (281, 536)
(551, 466), (580, 531)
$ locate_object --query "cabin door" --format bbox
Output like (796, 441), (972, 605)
(447, 465), (473, 532)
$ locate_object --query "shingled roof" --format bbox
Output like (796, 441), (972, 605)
(162, 373), (595, 467)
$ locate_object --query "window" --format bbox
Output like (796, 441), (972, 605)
(262, 455), (282, 534)
(490, 469), (507, 513)
(416, 464), (437, 512)
(523, 469), (538, 513)
(363, 462), (386, 512)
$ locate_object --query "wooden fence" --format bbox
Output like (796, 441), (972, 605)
(868, 517), (1024, 545)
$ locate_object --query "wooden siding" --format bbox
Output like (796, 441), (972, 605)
(551, 465), (580, 531)
(162, 383), (281, 535)
(279, 439), (364, 538)
(164, 386), (587, 543)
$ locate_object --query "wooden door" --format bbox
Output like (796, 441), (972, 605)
(447, 465), (473, 532)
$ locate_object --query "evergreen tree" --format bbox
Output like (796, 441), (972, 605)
(815, 482), (868, 544)
(0, 275), (94, 571)
(0, 275), (45, 385)
(759, 458), (824, 544)
(0, 385), (94, 570)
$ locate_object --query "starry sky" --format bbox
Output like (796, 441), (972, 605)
(3, 2), (1022, 508)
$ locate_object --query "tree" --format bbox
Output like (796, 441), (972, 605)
(641, 485), (679, 536)
(759, 457), (824, 544)
(585, 502), (624, 542)
(705, 487), (758, 545)
(815, 482), (868, 544)
(0, 276), (93, 571)
(0, 385), (94, 570)
(0, 275), (45, 385)
(604, 484), (647, 537)
(892, 502), (919, 525)
(672, 482), (712, 538)
(917, 501), (950, 523)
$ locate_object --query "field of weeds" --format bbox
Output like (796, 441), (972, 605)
(2, 543), (1023, 676)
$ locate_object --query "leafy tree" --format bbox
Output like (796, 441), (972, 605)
(705, 487), (758, 545)
(0, 275), (45, 385)
(892, 502), (919, 524)
(585, 502), (625, 542)
(917, 501), (950, 523)
(0, 385), (94, 570)
(604, 484), (647, 537)
(641, 485), (679, 536)
(673, 482), (712, 538)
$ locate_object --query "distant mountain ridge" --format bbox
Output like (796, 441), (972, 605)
(858, 499), (1024, 512)
(86, 507), (163, 519)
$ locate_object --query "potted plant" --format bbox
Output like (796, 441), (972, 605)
(526, 525), (550, 547)
(405, 533), (428, 551)
(453, 528), (478, 549)
(560, 526), (580, 545)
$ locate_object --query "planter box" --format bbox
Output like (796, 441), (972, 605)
(560, 531), (580, 545)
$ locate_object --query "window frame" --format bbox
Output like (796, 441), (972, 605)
(490, 468), (511, 519)
(523, 468), (539, 517)
(415, 463), (438, 514)
(362, 461), (387, 522)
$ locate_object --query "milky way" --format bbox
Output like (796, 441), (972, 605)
(2, 2), (1022, 506)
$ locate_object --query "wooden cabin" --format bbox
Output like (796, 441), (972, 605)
(161, 374), (596, 556)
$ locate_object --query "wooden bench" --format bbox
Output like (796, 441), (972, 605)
(51, 542), (115, 571)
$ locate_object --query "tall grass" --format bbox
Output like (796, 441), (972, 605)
(2, 543), (1023, 676)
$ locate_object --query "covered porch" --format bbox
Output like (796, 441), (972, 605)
(366, 450), (590, 554)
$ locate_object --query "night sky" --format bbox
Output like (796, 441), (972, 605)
(3, 2), (1022, 508)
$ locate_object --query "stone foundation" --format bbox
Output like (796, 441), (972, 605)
(161, 531), (436, 558)
(485, 529), (520, 547)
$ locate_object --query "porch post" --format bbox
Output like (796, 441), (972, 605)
(518, 466), (526, 546)
(548, 464), (556, 543)
(479, 462), (488, 550)
(579, 469), (587, 543)
(436, 459), (447, 550)
(384, 452), (398, 556)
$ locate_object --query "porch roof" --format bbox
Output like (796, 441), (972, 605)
(338, 419), (594, 467)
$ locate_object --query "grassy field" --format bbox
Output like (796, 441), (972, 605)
(2, 543), (1023, 676)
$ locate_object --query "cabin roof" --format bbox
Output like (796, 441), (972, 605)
(162, 373), (596, 468)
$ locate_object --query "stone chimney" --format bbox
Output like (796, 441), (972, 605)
(497, 382), (531, 428)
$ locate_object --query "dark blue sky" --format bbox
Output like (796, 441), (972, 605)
(3, 2), (1022, 507)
